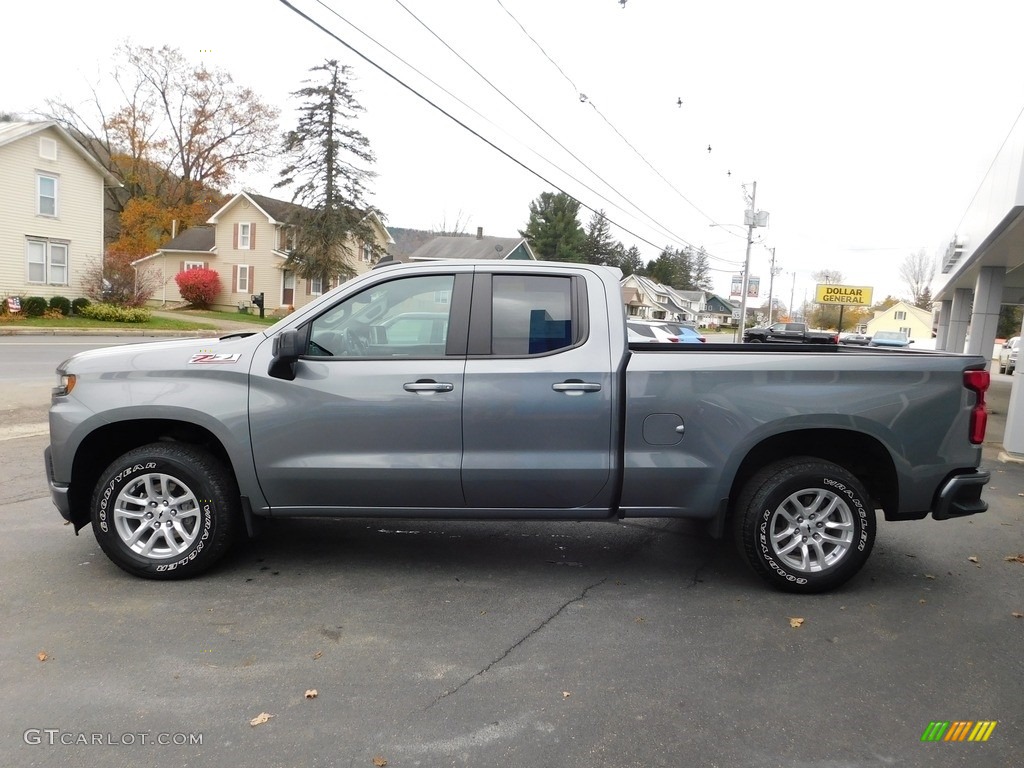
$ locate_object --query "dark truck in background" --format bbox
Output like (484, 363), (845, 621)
(743, 321), (839, 344)
(46, 261), (990, 593)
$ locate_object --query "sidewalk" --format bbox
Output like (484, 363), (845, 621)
(0, 310), (270, 337)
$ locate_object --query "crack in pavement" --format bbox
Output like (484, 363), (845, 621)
(425, 576), (608, 710)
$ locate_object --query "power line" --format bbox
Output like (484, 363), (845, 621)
(493, 0), (733, 236)
(389, 0), (702, 253)
(281, 0), (740, 263)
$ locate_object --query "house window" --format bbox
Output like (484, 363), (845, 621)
(361, 242), (373, 263)
(900, 326), (912, 336)
(38, 174), (58, 216)
(310, 277), (323, 295)
(236, 264), (250, 293)
(39, 138), (57, 160)
(894, 310), (906, 320)
(238, 222), (251, 249)
(183, 261), (205, 271)
(434, 289), (450, 305)
(27, 239), (69, 285)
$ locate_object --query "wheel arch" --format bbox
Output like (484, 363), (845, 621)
(727, 428), (898, 519)
(68, 419), (241, 530)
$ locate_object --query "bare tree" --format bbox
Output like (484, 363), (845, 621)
(45, 43), (278, 240)
(899, 249), (936, 308)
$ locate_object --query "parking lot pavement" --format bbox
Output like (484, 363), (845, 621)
(2, 428), (1022, 767)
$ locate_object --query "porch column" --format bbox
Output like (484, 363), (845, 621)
(946, 288), (972, 353)
(965, 267), (1005, 362)
(934, 300), (952, 350)
(1003, 315), (1024, 458)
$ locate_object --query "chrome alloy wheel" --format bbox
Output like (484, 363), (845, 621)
(113, 472), (202, 559)
(768, 487), (855, 573)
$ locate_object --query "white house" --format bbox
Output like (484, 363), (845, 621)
(0, 121), (120, 301)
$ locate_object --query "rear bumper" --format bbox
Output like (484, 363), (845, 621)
(932, 469), (990, 520)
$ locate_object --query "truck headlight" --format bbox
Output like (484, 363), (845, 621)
(53, 373), (76, 397)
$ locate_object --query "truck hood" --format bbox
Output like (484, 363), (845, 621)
(58, 333), (265, 374)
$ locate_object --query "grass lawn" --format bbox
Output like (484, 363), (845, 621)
(0, 316), (218, 331)
(169, 309), (280, 326)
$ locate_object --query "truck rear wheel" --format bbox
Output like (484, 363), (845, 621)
(733, 457), (876, 593)
(90, 443), (240, 579)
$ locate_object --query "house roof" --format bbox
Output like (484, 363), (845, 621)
(132, 226), (217, 265)
(387, 227), (439, 261)
(404, 233), (534, 262)
(0, 121), (122, 186)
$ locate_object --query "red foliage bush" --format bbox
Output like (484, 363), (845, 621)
(175, 267), (221, 309)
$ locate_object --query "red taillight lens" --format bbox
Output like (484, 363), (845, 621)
(964, 370), (990, 444)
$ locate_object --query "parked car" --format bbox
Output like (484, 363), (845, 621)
(626, 320), (679, 343)
(868, 330), (913, 348)
(743, 322), (838, 344)
(998, 336), (1019, 374)
(627, 319), (704, 343)
(661, 321), (706, 343)
(839, 332), (871, 345)
(46, 260), (991, 593)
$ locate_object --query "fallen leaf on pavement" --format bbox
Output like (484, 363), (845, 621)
(789, 617), (805, 628)
(305, 689), (318, 699)
(37, 651), (48, 662)
(1004, 554), (1024, 564)
(372, 756), (387, 767)
(562, 691), (572, 699)
(919, 599), (927, 605)
(1012, 612), (1023, 619)
(312, 650), (323, 660)
(249, 712), (273, 727)
(968, 556), (980, 565)
(924, 574), (936, 579)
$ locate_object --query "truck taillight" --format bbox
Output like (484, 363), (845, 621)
(963, 370), (989, 444)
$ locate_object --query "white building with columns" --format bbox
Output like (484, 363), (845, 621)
(933, 115), (1024, 459)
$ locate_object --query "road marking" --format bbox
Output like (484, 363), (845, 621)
(0, 423), (48, 442)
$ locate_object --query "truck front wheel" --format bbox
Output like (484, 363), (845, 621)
(733, 458), (876, 593)
(90, 443), (240, 579)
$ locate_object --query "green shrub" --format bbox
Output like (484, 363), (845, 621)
(22, 296), (48, 317)
(49, 296), (72, 316)
(79, 303), (152, 323)
(71, 297), (91, 315)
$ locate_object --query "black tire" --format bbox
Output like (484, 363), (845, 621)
(91, 443), (240, 579)
(746, 337), (763, 343)
(998, 364), (1006, 374)
(733, 457), (876, 593)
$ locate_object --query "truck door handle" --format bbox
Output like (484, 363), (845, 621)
(552, 380), (602, 395)
(403, 380), (454, 393)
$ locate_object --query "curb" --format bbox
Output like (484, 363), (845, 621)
(0, 328), (220, 337)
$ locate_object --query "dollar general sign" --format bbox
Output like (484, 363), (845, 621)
(815, 284), (873, 306)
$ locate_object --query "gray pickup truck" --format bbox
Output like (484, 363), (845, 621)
(45, 261), (991, 592)
(743, 321), (839, 344)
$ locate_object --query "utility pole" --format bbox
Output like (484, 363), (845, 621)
(789, 272), (796, 322)
(738, 183), (768, 340)
(766, 247), (779, 324)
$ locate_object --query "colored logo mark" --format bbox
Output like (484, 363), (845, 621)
(921, 721), (997, 742)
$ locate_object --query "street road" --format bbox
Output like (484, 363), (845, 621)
(0, 336), (1021, 767)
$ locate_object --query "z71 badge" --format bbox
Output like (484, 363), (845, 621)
(188, 353), (241, 364)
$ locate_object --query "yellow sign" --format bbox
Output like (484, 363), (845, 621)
(815, 284), (873, 305)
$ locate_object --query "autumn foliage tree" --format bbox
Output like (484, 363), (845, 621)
(46, 43), (278, 249)
(174, 268), (221, 309)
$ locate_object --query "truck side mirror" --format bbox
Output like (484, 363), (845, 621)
(269, 329), (302, 380)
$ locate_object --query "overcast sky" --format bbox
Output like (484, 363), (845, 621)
(6, 0), (1024, 306)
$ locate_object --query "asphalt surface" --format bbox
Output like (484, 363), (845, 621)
(0, 337), (1021, 767)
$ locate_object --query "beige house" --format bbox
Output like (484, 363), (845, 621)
(0, 121), (120, 301)
(136, 192), (393, 313)
(866, 301), (933, 341)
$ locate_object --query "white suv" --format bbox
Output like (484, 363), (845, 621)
(998, 336), (1019, 375)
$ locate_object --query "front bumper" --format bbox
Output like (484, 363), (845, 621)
(932, 469), (990, 520)
(44, 446), (73, 524)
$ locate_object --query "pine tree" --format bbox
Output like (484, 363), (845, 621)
(582, 209), (619, 265)
(520, 192), (587, 262)
(276, 60), (379, 284)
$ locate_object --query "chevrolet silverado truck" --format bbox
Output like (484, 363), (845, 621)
(45, 261), (991, 592)
(743, 321), (838, 344)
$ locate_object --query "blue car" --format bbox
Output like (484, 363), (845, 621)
(869, 330), (913, 348)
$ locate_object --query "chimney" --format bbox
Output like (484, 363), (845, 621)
(476, 226), (483, 240)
